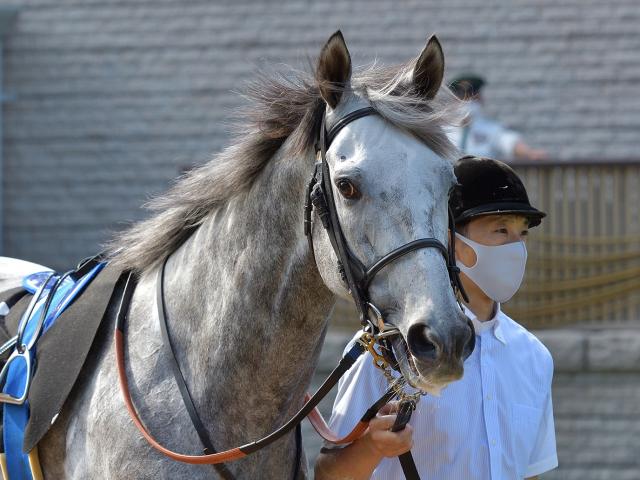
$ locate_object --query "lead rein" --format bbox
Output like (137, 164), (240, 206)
(116, 273), (397, 464)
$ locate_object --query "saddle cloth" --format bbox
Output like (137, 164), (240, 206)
(0, 263), (123, 457)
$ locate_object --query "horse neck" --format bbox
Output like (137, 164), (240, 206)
(159, 148), (336, 431)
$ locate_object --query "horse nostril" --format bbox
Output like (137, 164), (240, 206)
(406, 324), (440, 362)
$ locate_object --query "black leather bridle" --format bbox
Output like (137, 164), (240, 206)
(304, 106), (468, 334)
(303, 105), (469, 480)
(115, 105), (470, 480)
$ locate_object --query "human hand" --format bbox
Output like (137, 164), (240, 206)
(360, 402), (414, 459)
(514, 141), (549, 161)
(526, 148), (549, 161)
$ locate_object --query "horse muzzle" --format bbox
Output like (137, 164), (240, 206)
(391, 313), (475, 392)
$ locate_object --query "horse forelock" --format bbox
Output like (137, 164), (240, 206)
(105, 58), (462, 272)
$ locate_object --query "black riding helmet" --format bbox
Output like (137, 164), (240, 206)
(449, 156), (546, 228)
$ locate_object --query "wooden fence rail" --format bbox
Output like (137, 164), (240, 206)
(507, 160), (640, 327)
(330, 160), (640, 330)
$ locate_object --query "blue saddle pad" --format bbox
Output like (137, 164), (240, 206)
(3, 262), (105, 479)
(20, 267), (103, 337)
(21, 272), (55, 296)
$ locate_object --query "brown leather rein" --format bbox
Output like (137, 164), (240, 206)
(114, 106), (450, 473)
(115, 271), (394, 465)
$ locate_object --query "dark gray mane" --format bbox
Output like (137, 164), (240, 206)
(106, 59), (462, 271)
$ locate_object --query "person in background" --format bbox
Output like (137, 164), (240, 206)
(314, 156), (558, 480)
(448, 74), (548, 162)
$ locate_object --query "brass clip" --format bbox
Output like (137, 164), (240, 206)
(358, 332), (389, 371)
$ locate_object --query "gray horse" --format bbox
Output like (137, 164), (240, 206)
(0, 32), (473, 479)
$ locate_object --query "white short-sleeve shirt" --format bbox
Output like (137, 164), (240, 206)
(326, 305), (558, 479)
(447, 103), (521, 161)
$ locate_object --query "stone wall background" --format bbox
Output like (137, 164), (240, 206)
(536, 328), (640, 480)
(2, 0), (640, 267)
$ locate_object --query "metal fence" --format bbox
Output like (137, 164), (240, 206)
(330, 160), (640, 330)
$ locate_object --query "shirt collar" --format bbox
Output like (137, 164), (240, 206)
(462, 303), (507, 344)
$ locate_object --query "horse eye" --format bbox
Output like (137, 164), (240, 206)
(336, 179), (360, 199)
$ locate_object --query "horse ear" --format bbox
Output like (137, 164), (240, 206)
(316, 31), (352, 109)
(413, 35), (445, 100)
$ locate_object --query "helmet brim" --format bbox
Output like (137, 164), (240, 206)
(455, 202), (546, 228)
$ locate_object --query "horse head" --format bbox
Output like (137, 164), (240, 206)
(311, 32), (475, 394)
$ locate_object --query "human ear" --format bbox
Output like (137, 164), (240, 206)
(455, 234), (477, 268)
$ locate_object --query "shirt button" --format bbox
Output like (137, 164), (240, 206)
(491, 440), (497, 446)
(486, 394), (492, 400)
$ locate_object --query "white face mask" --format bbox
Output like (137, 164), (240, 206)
(455, 233), (528, 303)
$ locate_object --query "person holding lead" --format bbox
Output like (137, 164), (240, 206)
(315, 155), (558, 480)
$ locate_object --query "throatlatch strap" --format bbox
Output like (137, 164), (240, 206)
(156, 259), (236, 480)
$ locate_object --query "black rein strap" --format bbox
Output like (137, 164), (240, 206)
(156, 259), (237, 480)
(391, 400), (420, 479)
(155, 256), (331, 479)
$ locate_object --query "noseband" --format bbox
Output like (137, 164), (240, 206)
(304, 106), (468, 335)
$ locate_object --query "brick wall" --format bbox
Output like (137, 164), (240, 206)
(2, 0), (640, 267)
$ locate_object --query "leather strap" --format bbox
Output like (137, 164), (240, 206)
(307, 385), (395, 444)
(156, 259), (236, 479)
(116, 275), (371, 465)
(72, 253), (105, 280)
(325, 107), (378, 146)
(391, 400), (420, 480)
(447, 208), (469, 303)
(398, 452), (420, 480)
(320, 114), (369, 324)
(292, 423), (302, 480)
(362, 238), (449, 289)
(313, 387), (421, 479)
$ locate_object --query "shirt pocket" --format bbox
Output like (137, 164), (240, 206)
(510, 403), (543, 478)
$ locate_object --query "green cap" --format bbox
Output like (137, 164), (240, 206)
(449, 74), (486, 99)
